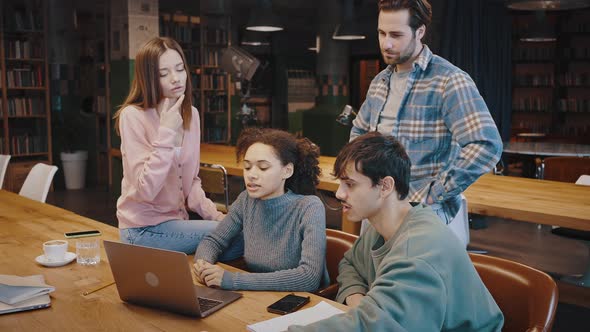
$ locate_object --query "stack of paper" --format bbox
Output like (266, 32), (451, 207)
(0, 275), (54, 314)
(247, 301), (345, 332)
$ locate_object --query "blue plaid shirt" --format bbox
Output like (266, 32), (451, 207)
(351, 46), (502, 222)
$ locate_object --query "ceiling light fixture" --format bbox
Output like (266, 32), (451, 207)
(519, 10), (557, 42)
(332, 0), (366, 40)
(241, 30), (270, 47)
(246, 0), (284, 32)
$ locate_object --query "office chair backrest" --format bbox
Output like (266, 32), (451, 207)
(316, 229), (359, 299)
(543, 157), (590, 183)
(469, 253), (558, 332)
(19, 163), (59, 203)
(199, 163), (229, 213)
(325, 229), (358, 284)
(0, 154), (11, 189)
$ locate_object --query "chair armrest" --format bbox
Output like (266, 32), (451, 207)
(315, 283), (339, 300)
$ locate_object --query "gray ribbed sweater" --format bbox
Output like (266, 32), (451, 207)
(195, 190), (328, 292)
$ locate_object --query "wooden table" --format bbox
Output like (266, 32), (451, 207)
(464, 173), (590, 231)
(0, 190), (347, 331)
(200, 144), (590, 233)
(503, 142), (590, 178)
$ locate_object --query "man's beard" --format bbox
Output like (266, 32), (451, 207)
(382, 36), (416, 66)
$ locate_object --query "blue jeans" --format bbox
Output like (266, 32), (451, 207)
(120, 219), (244, 261)
(429, 203), (451, 225)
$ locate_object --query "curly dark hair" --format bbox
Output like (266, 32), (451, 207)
(236, 128), (321, 195)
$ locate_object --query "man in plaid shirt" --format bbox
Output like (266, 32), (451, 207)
(352, 0), (502, 227)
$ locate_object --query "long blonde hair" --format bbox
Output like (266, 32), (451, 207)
(113, 37), (193, 135)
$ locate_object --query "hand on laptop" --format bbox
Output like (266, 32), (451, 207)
(194, 259), (225, 288)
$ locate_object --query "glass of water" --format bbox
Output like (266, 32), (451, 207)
(76, 238), (101, 265)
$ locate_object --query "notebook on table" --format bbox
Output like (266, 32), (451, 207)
(0, 275), (52, 315)
(103, 240), (242, 317)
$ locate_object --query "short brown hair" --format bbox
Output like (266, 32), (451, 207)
(378, 0), (432, 31)
(113, 37), (193, 135)
(333, 132), (411, 200)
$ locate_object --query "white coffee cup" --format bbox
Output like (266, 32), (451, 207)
(43, 240), (68, 262)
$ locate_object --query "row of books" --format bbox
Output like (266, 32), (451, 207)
(190, 73), (201, 90)
(557, 98), (590, 112)
(203, 28), (228, 45)
(561, 20), (590, 33)
(514, 47), (590, 61)
(4, 40), (43, 59)
(512, 98), (590, 113)
(203, 50), (222, 66)
(513, 97), (553, 112)
(5, 67), (44, 88)
(559, 73), (590, 86)
(8, 135), (47, 155)
(203, 127), (227, 143)
(561, 47), (590, 60)
(3, 7), (43, 31)
(202, 73), (227, 90)
(184, 49), (201, 66)
(160, 23), (200, 44)
(514, 74), (554, 87)
(204, 95), (227, 113)
(0, 97), (44, 117)
(513, 47), (555, 61)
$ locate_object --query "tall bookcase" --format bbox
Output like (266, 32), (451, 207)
(75, 1), (111, 186)
(0, 0), (51, 192)
(200, 14), (231, 143)
(511, 9), (590, 143)
(159, 9), (231, 144)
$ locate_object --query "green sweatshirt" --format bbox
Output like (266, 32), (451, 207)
(290, 203), (504, 332)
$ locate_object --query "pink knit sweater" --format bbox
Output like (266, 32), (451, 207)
(116, 105), (222, 229)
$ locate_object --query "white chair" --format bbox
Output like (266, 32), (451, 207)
(575, 175), (590, 186)
(358, 194), (470, 248)
(19, 163), (58, 203)
(447, 194), (470, 248)
(0, 154), (11, 189)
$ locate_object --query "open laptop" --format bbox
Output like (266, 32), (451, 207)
(104, 240), (242, 317)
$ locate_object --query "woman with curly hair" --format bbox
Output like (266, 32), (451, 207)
(194, 128), (329, 292)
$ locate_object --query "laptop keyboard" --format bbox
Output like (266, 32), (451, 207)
(198, 297), (223, 312)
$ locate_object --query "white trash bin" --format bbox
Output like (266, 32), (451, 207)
(60, 150), (88, 190)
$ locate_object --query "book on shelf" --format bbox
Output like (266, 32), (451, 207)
(6, 65), (44, 88)
(5, 7), (43, 32)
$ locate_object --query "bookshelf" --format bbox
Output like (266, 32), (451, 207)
(75, 1), (110, 186)
(201, 13), (231, 143)
(0, 0), (52, 192)
(159, 9), (231, 144)
(511, 9), (590, 143)
(159, 11), (202, 111)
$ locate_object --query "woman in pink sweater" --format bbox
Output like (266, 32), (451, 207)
(112, 37), (242, 258)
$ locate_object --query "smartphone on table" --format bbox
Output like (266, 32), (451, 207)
(266, 293), (311, 315)
(64, 230), (101, 238)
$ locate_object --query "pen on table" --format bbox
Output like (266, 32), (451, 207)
(83, 281), (115, 296)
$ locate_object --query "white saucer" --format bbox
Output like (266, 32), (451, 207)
(35, 252), (77, 267)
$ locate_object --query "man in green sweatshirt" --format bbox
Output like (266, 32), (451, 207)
(290, 132), (503, 331)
